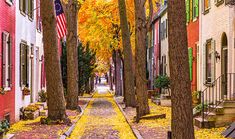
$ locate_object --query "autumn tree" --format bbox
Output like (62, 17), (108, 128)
(134, 0), (153, 117)
(118, 0), (136, 107)
(64, 0), (81, 110)
(168, 0), (195, 138)
(40, 0), (67, 120)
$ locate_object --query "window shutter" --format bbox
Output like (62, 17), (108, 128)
(186, 0), (190, 23)
(160, 23), (162, 40)
(202, 43), (206, 84)
(211, 40), (216, 82)
(28, 0), (34, 19)
(188, 47), (193, 81)
(2, 33), (7, 88)
(195, 0), (199, 17)
(19, 0), (23, 11)
(8, 35), (12, 87)
(20, 43), (23, 86)
(190, 0), (193, 21)
(32, 0), (34, 18)
(202, 0), (205, 13)
(163, 21), (165, 39)
(26, 45), (30, 87)
(166, 19), (168, 38)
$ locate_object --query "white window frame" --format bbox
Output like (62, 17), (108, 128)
(5, 0), (13, 6)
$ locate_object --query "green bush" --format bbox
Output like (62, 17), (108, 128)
(39, 90), (47, 102)
(154, 75), (170, 89)
(195, 103), (208, 114)
(0, 120), (10, 133)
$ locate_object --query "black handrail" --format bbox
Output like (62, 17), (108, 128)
(201, 73), (235, 128)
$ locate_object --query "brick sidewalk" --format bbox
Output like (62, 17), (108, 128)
(8, 97), (91, 139)
(68, 93), (136, 139)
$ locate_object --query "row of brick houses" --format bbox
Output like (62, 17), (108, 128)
(0, 0), (46, 123)
(148, 0), (235, 127)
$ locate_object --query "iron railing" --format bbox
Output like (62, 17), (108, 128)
(201, 73), (235, 127)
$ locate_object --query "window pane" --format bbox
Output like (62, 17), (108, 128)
(205, 0), (209, 9)
(206, 42), (212, 82)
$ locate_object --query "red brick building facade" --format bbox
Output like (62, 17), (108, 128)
(187, 20), (199, 91)
(0, 0), (15, 123)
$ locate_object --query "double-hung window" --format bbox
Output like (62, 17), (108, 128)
(206, 41), (212, 83)
(28, 0), (34, 20)
(20, 0), (34, 20)
(20, 42), (29, 87)
(19, 0), (27, 15)
(203, 0), (211, 14)
(2, 32), (12, 90)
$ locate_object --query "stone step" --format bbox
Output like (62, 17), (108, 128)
(214, 114), (235, 127)
(35, 102), (47, 108)
(223, 107), (235, 114)
(222, 101), (235, 108)
(194, 117), (215, 128)
(208, 105), (224, 115)
(39, 110), (48, 116)
(44, 106), (48, 110)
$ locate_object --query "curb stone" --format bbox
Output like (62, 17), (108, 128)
(3, 133), (15, 139)
(113, 97), (143, 139)
(60, 97), (93, 139)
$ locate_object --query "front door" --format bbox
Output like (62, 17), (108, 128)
(221, 47), (228, 98)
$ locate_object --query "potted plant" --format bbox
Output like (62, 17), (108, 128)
(154, 75), (171, 106)
(22, 87), (30, 96)
(192, 91), (200, 105)
(0, 88), (5, 95)
(154, 75), (170, 92)
(0, 120), (10, 139)
(38, 90), (47, 102)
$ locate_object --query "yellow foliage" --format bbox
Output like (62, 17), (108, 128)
(195, 127), (226, 139)
(8, 117), (41, 133)
(142, 101), (226, 139)
(68, 93), (136, 139)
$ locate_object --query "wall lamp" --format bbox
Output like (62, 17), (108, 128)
(215, 51), (220, 61)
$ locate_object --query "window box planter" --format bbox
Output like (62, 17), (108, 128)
(22, 87), (30, 96)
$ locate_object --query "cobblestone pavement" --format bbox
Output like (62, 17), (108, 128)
(68, 85), (136, 139)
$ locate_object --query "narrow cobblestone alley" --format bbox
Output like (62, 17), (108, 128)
(68, 83), (136, 139)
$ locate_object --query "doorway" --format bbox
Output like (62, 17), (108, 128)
(221, 33), (228, 98)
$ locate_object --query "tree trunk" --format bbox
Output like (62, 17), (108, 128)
(65, 0), (79, 110)
(168, 0), (195, 138)
(90, 75), (95, 92)
(114, 50), (122, 96)
(40, 0), (67, 120)
(109, 64), (113, 91)
(118, 0), (136, 107)
(134, 0), (150, 117)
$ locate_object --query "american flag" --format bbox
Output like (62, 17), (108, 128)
(54, 0), (67, 39)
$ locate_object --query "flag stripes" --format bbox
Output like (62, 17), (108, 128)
(54, 0), (67, 39)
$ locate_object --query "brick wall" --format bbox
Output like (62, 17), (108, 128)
(0, 1), (16, 123)
(187, 19), (199, 91)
